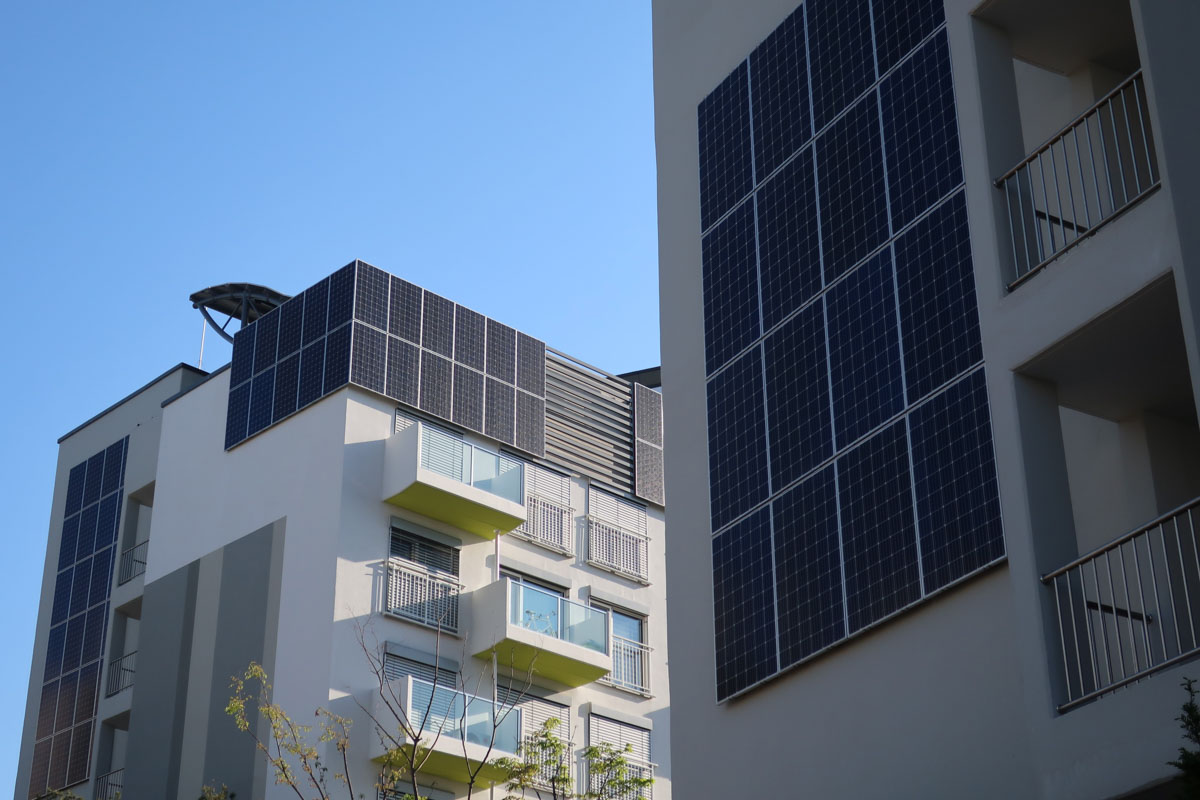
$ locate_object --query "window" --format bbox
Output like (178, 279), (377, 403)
(391, 529), (459, 577)
(386, 529), (462, 631)
(502, 571), (565, 637)
(587, 715), (653, 799)
(593, 603), (651, 696)
(586, 488), (651, 583)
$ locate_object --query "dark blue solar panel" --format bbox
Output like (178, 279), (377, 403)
(702, 201), (760, 375)
(806, 0), (876, 132)
(81, 606), (105, 664)
(454, 306), (486, 371)
(350, 323), (387, 394)
(303, 279), (330, 346)
(328, 263), (356, 331)
(826, 249), (904, 447)
(873, 0), (944, 74)
(87, 547), (113, 608)
(225, 382), (251, 449)
(707, 347), (770, 531)
(69, 559), (91, 618)
(713, 506), (778, 701)
(452, 365), (485, 432)
(515, 391), (545, 456)
(386, 337), (420, 407)
(910, 371), (1003, 592)
(96, 494), (119, 550)
(774, 466), (845, 665)
(389, 276), (423, 344)
(698, 61), (753, 232)
(354, 261), (391, 331)
(65, 463), (86, 517)
(297, 338), (326, 411)
(51, 573), (72, 626)
(422, 292), (455, 358)
(881, 31), (962, 232)
(252, 308), (279, 376)
(248, 367), (275, 437)
(816, 93), (890, 279)
(54, 671), (77, 730)
(230, 324), (256, 387)
(82, 452), (104, 507)
(894, 192), (981, 402)
(273, 353), (300, 422)
(838, 420), (921, 632)
(516, 333), (545, 396)
(101, 440), (124, 497)
(485, 319), (517, 383)
(485, 378), (515, 445)
(764, 300), (832, 488)
(44, 625), (65, 681)
(749, 5), (811, 181)
(62, 615), (85, 673)
(277, 294), (304, 359)
(75, 662), (99, 722)
(58, 516), (79, 573)
(323, 324), (352, 395)
(75, 506), (97, 562)
(419, 351), (453, 419)
(756, 147), (822, 329)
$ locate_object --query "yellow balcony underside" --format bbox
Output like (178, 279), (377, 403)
(476, 637), (610, 688)
(377, 742), (511, 785)
(385, 481), (524, 540)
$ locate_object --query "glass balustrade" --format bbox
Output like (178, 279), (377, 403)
(507, 580), (608, 655)
(420, 424), (523, 504)
(409, 677), (522, 755)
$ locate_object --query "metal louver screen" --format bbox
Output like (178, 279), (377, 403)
(382, 654), (456, 687)
(545, 351), (635, 494)
(527, 464), (571, 505)
(588, 715), (650, 763)
(588, 488), (647, 536)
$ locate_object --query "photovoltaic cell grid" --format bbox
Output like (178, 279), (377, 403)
(30, 438), (127, 797)
(698, 1), (1003, 700)
(224, 260), (547, 457)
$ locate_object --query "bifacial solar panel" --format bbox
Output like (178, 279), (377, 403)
(350, 323), (387, 395)
(702, 200), (760, 375)
(328, 264), (355, 331)
(634, 383), (663, 447)
(816, 92), (890, 279)
(421, 291), (455, 357)
(248, 367), (275, 437)
(230, 325), (256, 388)
(635, 440), (665, 507)
(454, 306), (486, 371)
(881, 31), (962, 233)
(354, 261), (390, 331)
(65, 463), (86, 517)
(764, 299), (832, 488)
(386, 337), (420, 408)
(806, 0), (877, 132)
(713, 507), (778, 700)
(873, 0), (945, 75)
(485, 319), (517, 383)
(910, 370), (1003, 592)
(302, 278), (330, 346)
(389, 276), (423, 344)
(749, 5), (811, 182)
(323, 324), (352, 395)
(756, 147), (822, 329)
(273, 353), (300, 423)
(277, 294), (304, 359)
(894, 193), (981, 403)
(837, 420), (920, 632)
(419, 351), (453, 420)
(773, 465), (844, 666)
(225, 383), (251, 449)
(297, 339), (326, 409)
(485, 378), (516, 445)
(706, 347), (770, 531)
(252, 308), (279, 376)
(452, 365), (485, 432)
(516, 332), (545, 396)
(698, 61), (753, 232)
(826, 248), (904, 447)
(515, 391), (545, 457)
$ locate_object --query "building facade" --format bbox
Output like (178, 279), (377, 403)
(16, 262), (670, 800)
(655, 0), (1200, 797)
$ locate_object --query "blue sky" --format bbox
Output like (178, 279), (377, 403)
(0, 3), (657, 791)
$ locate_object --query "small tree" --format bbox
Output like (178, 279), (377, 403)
(494, 717), (653, 800)
(1169, 677), (1200, 798)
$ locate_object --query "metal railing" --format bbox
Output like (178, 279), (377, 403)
(1043, 496), (1200, 711)
(513, 496), (574, 554)
(420, 422), (524, 504)
(386, 558), (462, 633)
(508, 579), (609, 655)
(106, 651), (136, 697)
(996, 71), (1159, 288)
(95, 768), (124, 800)
(118, 540), (149, 585)
(587, 517), (650, 584)
(600, 636), (652, 696)
(588, 755), (655, 800)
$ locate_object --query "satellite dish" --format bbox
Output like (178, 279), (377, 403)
(190, 283), (291, 344)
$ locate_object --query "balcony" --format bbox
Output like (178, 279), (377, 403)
(996, 71), (1159, 288)
(588, 756), (655, 800)
(385, 557), (462, 633)
(471, 578), (611, 687)
(601, 635), (652, 696)
(370, 674), (521, 783)
(118, 540), (148, 585)
(587, 516), (650, 584)
(383, 420), (526, 539)
(1043, 496), (1200, 711)
(106, 652), (136, 697)
(95, 768), (124, 800)
(512, 496), (574, 555)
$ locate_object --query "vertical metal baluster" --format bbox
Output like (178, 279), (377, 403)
(1107, 97), (1130, 206)
(1061, 134), (1081, 243)
(1094, 106), (1116, 217)
(1173, 516), (1198, 651)
(1014, 167), (1033, 276)
(1053, 577), (1072, 701)
(1004, 178), (1022, 280)
(1119, 86), (1143, 195)
(1037, 151), (1056, 254)
(1130, 533), (1156, 665)
(1082, 114), (1101, 225)
(1117, 543), (1141, 672)
(1078, 566), (1102, 693)
(1090, 559), (1114, 687)
(1156, 524), (1183, 656)
(1061, 573), (1085, 701)
(1104, 551), (1127, 681)
(1132, 77), (1156, 183)
(1072, 125), (1093, 230)
(1143, 530), (1170, 663)
(1025, 166), (1045, 263)
(1048, 144), (1069, 249)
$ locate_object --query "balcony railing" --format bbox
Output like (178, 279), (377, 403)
(386, 558), (462, 633)
(421, 423), (523, 505)
(513, 496), (574, 555)
(996, 71), (1159, 288)
(106, 651), (136, 697)
(95, 768), (124, 800)
(600, 635), (652, 696)
(587, 517), (650, 584)
(1043, 496), (1200, 711)
(409, 675), (522, 756)
(508, 580), (608, 655)
(118, 540), (149, 585)
(589, 756), (655, 800)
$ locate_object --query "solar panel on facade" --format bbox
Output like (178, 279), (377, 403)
(702, 201), (760, 375)
(698, 61), (753, 232)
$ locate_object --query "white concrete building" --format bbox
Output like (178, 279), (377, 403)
(655, 0), (1200, 797)
(16, 262), (670, 800)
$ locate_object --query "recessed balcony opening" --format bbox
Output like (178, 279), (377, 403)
(1017, 277), (1200, 710)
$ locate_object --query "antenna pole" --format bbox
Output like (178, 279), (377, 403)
(199, 316), (207, 370)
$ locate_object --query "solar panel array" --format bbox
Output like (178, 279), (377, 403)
(698, 2), (1003, 700)
(225, 261), (547, 457)
(30, 437), (127, 796)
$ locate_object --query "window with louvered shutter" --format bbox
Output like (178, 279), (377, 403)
(391, 529), (459, 577)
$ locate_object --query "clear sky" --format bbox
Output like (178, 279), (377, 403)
(0, 2), (658, 791)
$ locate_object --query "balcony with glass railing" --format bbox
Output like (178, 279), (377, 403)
(471, 578), (611, 687)
(383, 419), (526, 538)
(369, 674), (521, 783)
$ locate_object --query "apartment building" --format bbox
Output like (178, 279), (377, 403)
(16, 261), (670, 800)
(655, 0), (1200, 797)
